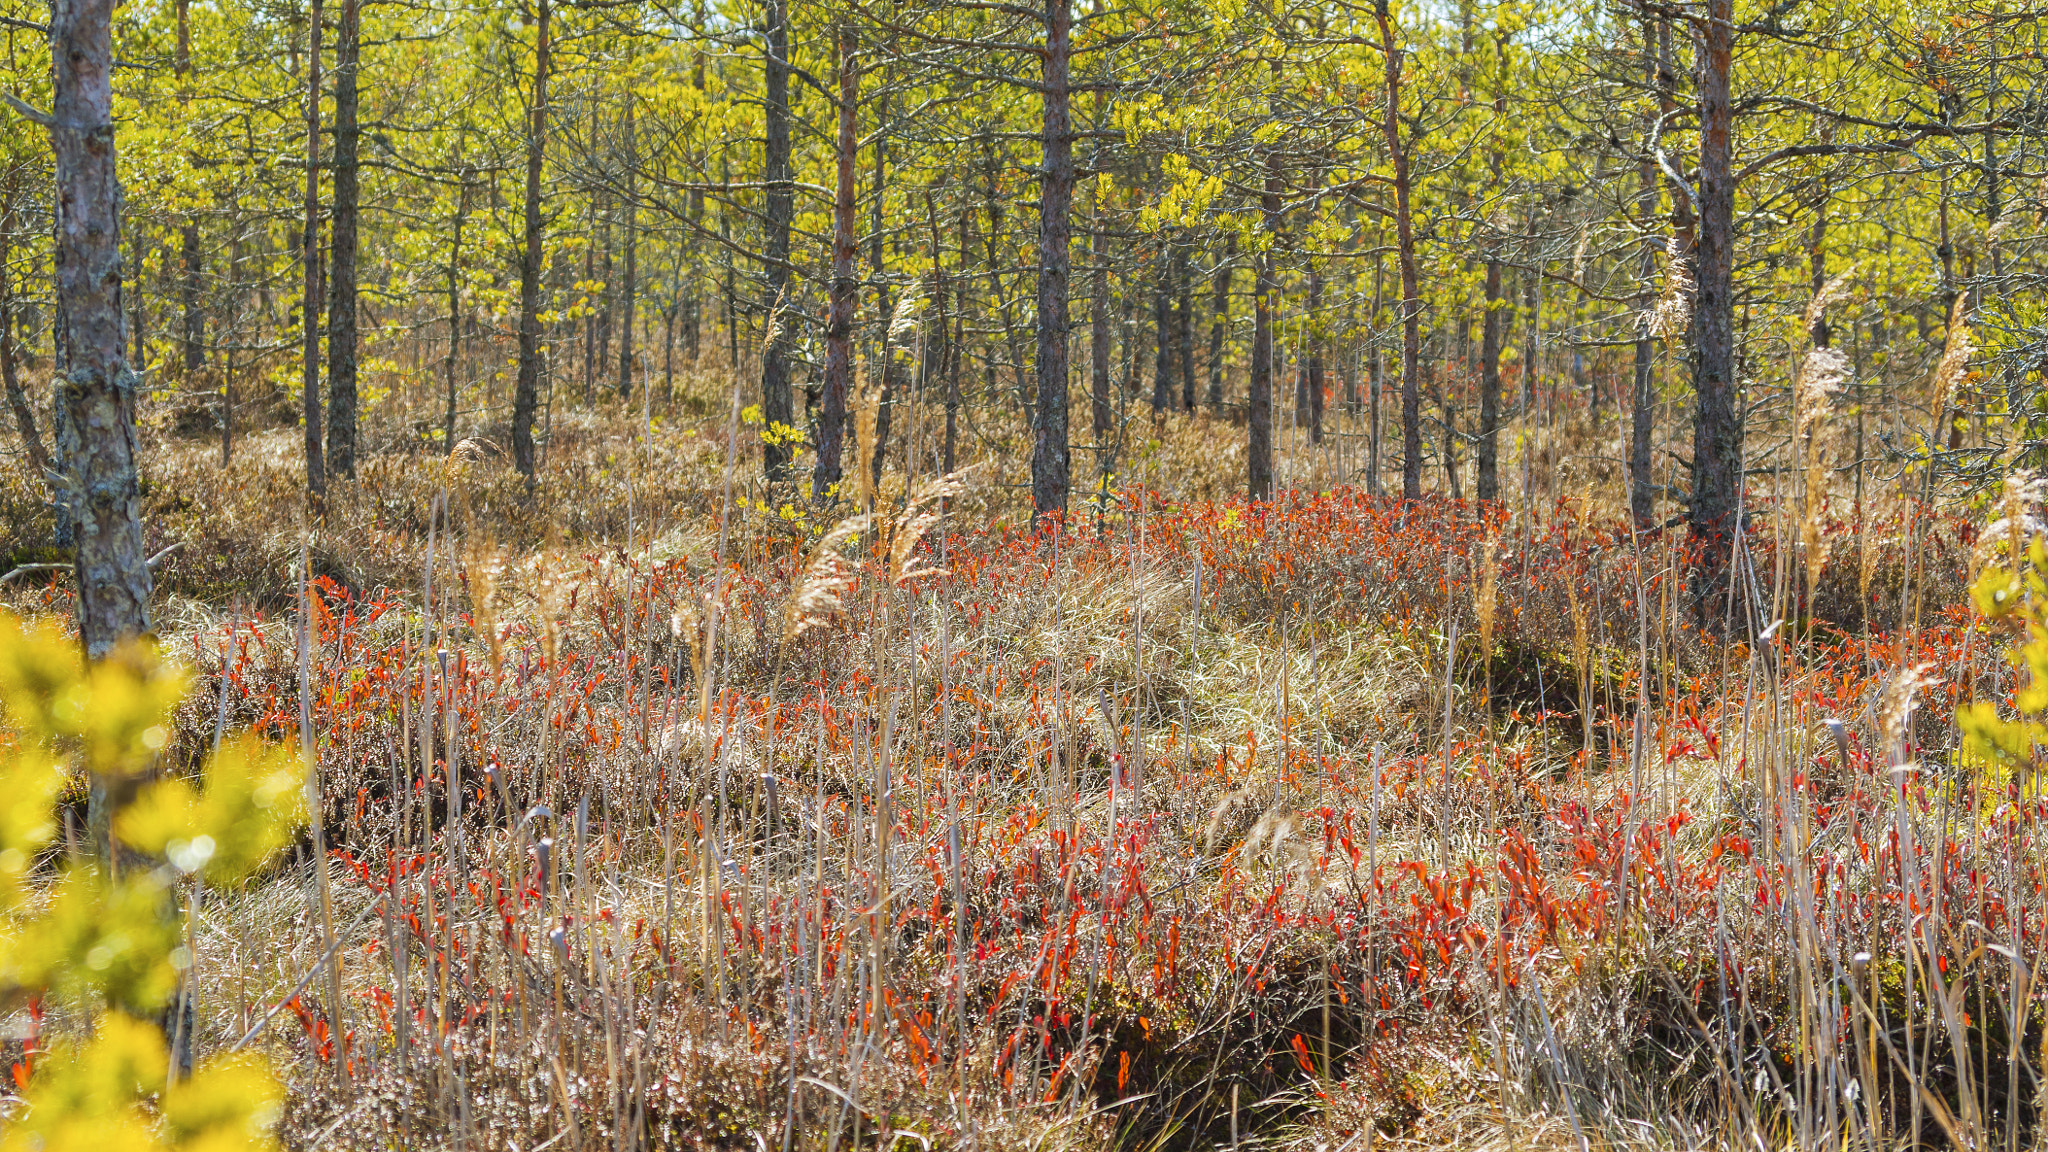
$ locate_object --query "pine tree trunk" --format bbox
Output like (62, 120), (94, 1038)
(617, 87), (637, 400)
(1688, 0), (1739, 611)
(1376, 0), (1422, 502)
(814, 23), (856, 504)
(1029, 0), (1073, 523)
(1477, 46), (1505, 505)
(1575, 348), (1591, 426)
(222, 226), (240, 467)
(511, 0), (551, 481)
(324, 0), (359, 479)
(685, 50), (706, 364)
(867, 94), (893, 488)
(595, 209), (613, 388)
(175, 225), (198, 377)
(1368, 347), (1382, 494)
(128, 258), (144, 372)
(184, 217), (206, 360)
(176, 0), (203, 376)
(1089, 190), (1111, 439)
(1306, 265), (1323, 445)
(1250, 132), (1279, 502)
(1150, 276), (1171, 415)
(760, 0), (795, 482)
(1629, 46), (1660, 526)
(947, 203), (967, 473)
(1440, 354), (1462, 500)
(1521, 273), (1538, 413)
(581, 203), (596, 403)
(1176, 246), (1194, 412)
(1478, 256), (1502, 503)
(1206, 237), (1232, 408)
(50, 0), (154, 655)
(444, 174), (468, 454)
(0, 200), (53, 482)
(301, 0), (325, 493)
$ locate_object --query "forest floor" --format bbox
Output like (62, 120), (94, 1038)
(0, 363), (2022, 1151)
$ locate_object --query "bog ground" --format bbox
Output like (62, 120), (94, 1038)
(3, 0), (2045, 1143)
(7, 375), (2034, 1150)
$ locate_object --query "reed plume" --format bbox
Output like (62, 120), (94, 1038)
(887, 467), (975, 584)
(853, 371), (880, 512)
(1930, 295), (1976, 417)
(1648, 236), (1694, 339)
(1975, 471), (2048, 572)
(781, 514), (876, 642)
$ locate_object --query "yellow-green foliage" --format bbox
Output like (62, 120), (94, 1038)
(2, 1014), (283, 1152)
(1960, 538), (2048, 783)
(0, 612), (303, 1151)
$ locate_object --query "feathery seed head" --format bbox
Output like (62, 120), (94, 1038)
(781, 514), (875, 642)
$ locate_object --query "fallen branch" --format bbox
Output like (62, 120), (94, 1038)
(0, 541), (184, 585)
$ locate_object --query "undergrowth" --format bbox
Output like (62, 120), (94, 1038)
(0, 373), (2028, 1152)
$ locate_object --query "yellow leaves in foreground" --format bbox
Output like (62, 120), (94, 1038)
(117, 734), (307, 887)
(0, 615), (189, 778)
(0, 611), (302, 1150)
(0, 1013), (284, 1152)
(1, 869), (185, 1015)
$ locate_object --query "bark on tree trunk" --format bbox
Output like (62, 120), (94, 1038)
(324, 0), (360, 480)
(1688, 0), (1739, 611)
(1089, 188), (1111, 438)
(921, 192), (949, 460)
(128, 259), (144, 373)
(1029, 0), (1073, 524)
(947, 203), (967, 473)
(1575, 348), (1591, 426)
(1809, 198), (1828, 347)
(1176, 247), (1194, 412)
(685, 50), (706, 364)
(595, 210), (612, 387)
(1306, 265), (1324, 445)
(979, 143), (1031, 416)
(1206, 235), (1233, 408)
(1249, 140), (1279, 502)
(444, 172), (468, 453)
(761, 0), (795, 482)
(1294, 327), (1308, 428)
(867, 89), (894, 488)
(50, 0), (154, 655)
(1629, 46), (1660, 526)
(1478, 256), (1502, 503)
(1521, 271), (1538, 414)
(511, 0), (550, 481)
(1150, 275), (1171, 415)
(176, 0), (203, 377)
(815, 23), (856, 504)
(0, 199), (53, 481)
(221, 227), (237, 468)
(617, 85), (637, 400)
(1476, 46), (1506, 505)
(1376, 0), (1423, 501)
(1368, 346), (1382, 494)
(580, 203), (596, 403)
(301, 0), (325, 493)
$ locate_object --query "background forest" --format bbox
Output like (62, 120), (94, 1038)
(2, 0), (2048, 1148)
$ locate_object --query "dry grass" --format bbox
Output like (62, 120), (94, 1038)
(0, 364), (2017, 1152)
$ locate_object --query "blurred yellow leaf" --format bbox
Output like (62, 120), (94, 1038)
(161, 1052), (287, 1152)
(0, 614), (84, 742)
(119, 734), (305, 885)
(0, 1011), (165, 1152)
(0, 869), (181, 1014)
